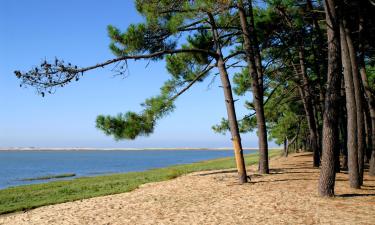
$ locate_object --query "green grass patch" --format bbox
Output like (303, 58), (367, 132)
(0, 150), (280, 215)
(20, 173), (76, 181)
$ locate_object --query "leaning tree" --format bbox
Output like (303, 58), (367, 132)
(15, 0), (257, 183)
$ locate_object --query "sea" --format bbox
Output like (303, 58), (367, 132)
(0, 149), (256, 189)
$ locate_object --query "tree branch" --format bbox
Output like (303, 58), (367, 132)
(15, 48), (219, 94)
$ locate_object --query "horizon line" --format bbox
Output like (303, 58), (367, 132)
(0, 147), (282, 151)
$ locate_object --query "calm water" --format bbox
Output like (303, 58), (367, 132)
(0, 150), (256, 189)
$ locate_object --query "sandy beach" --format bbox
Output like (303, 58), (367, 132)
(0, 152), (374, 225)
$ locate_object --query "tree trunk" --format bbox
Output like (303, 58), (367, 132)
(358, 15), (375, 176)
(306, 0), (326, 115)
(279, 2), (321, 167)
(340, 21), (360, 189)
(340, 110), (349, 170)
(344, 21), (365, 185)
(364, 108), (372, 163)
(361, 85), (375, 177)
(296, 47), (320, 167)
(361, 67), (375, 175)
(306, 0), (325, 162)
(284, 137), (288, 157)
(238, 0), (269, 174)
(319, 0), (341, 197)
(340, 80), (348, 171)
(360, 60), (375, 177)
(207, 12), (248, 184)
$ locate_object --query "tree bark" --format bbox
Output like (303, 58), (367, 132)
(343, 20), (365, 185)
(360, 83), (375, 177)
(297, 47), (321, 167)
(340, 21), (360, 189)
(360, 59), (375, 177)
(358, 15), (375, 176)
(319, 0), (341, 197)
(278, 2), (321, 167)
(284, 137), (288, 157)
(340, 108), (349, 170)
(306, 0), (326, 114)
(364, 107), (372, 163)
(360, 64), (375, 175)
(340, 79), (348, 170)
(207, 12), (248, 184)
(238, 0), (269, 174)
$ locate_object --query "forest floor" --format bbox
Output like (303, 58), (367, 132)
(0, 152), (374, 225)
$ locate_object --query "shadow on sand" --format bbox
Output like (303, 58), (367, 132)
(336, 193), (375, 198)
(196, 169), (237, 176)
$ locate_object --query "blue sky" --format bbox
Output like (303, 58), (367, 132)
(0, 0), (271, 148)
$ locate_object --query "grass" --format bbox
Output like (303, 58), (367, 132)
(20, 173), (76, 181)
(0, 150), (280, 215)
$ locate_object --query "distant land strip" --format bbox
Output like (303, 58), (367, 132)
(0, 147), (282, 151)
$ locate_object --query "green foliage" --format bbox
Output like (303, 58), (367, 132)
(96, 93), (175, 140)
(100, 2), (227, 141)
(166, 31), (214, 82)
(264, 80), (308, 144)
(233, 68), (252, 96)
(166, 53), (197, 81)
(96, 112), (155, 140)
(0, 150), (281, 215)
(135, 0), (190, 21)
(108, 23), (176, 57)
(212, 115), (257, 135)
(239, 115), (257, 133)
(187, 30), (214, 64)
(211, 118), (230, 135)
(367, 65), (375, 93)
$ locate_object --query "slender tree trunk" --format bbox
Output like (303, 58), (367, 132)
(207, 12), (248, 184)
(306, 0), (326, 115)
(297, 47), (320, 167)
(360, 59), (375, 177)
(344, 21), (365, 185)
(238, 0), (269, 174)
(340, 21), (360, 189)
(340, 110), (349, 170)
(340, 79), (348, 170)
(370, 146), (375, 176)
(306, 0), (325, 161)
(314, 104), (323, 162)
(278, 3), (321, 167)
(361, 66), (375, 175)
(319, 0), (341, 197)
(284, 137), (288, 157)
(364, 107), (372, 163)
(358, 15), (375, 176)
(334, 139), (341, 172)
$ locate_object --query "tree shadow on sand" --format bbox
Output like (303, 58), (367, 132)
(250, 178), (317, 184)
(290, 153), (313, 158)
(270, 171), (319, 175)
(336, 193), (375, 198)
(197, 167), (320, 177)
(270, 167), (318, 171)
(196, 169), (238, 176)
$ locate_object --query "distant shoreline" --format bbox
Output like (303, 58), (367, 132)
(0, 147), (282, 151)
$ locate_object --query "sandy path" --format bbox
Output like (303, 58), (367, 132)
(1, 153), (374, 225)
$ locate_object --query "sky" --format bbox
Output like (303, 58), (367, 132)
(0, 0), (275, 148)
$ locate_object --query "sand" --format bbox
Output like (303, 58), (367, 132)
(0, 152), (374, 225)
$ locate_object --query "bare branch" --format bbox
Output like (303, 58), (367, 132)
(15, 48), (219, 95)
